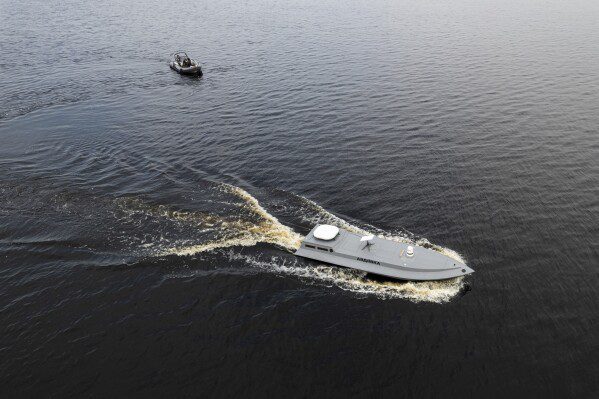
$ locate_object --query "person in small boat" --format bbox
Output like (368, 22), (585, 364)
(182, 56), (191, 67)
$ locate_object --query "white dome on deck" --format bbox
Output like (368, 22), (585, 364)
(313, 225), (340, 240)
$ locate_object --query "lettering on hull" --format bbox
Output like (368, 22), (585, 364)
(356, 257), (381, 265)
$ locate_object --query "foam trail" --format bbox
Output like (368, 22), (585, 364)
(152, 184), (468, 303)
(226, 251), (464, 303)
(163, 183), (302, 256)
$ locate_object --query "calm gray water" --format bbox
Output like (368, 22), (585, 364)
(1, 0), (598, 397)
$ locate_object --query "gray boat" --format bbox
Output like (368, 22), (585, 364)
(169, 51), (202, 76)
(295, 225), (474, 281)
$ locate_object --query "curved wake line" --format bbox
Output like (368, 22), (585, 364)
(162, 183), (302, 256)
(155, 183), (468, 303)
(226, 251), (464, 303)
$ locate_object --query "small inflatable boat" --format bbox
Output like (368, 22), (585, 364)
(170, 51), (202, 76)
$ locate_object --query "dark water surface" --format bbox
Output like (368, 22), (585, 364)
(1, 0), (598, 397)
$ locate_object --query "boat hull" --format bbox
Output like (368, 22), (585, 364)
(169, 61), (202, 76)
(295, 226), (473, 281)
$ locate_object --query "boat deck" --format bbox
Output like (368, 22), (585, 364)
(294, 226), (473, 281)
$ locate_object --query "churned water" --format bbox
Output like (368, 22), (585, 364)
(1, 0), (598, 396)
